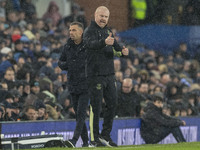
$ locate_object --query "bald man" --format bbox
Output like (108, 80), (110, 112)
(117, 78), (141, 117)
(83, 6), (128, 147)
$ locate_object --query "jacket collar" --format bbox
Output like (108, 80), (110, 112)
(90, 20), (107, 29)
(67, 38), (83, 46)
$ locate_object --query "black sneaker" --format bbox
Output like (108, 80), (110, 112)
(82, 143), (88, 147)
(65, 139), (75, 148)
(89, 139), (105, 147)
(99, 135), (117, 147)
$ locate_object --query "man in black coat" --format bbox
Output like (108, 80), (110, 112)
(117, 78), (140, 117)
(140, 92), (186, 144)
(58, 22), (89, 147)
(83, 6), (129, 147)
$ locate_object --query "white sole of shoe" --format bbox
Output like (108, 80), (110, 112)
(99, 137), (112, 147)
(65, 140), (75, 148)
(88, 144), (95, 147)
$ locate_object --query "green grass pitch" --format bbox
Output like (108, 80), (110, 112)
(24, 142), (200, 150)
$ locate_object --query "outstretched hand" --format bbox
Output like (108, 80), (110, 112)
(122, 46), (129, 56)
(105, 32), (114, 45)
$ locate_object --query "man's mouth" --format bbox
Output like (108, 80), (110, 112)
(100, 20), (106, 23)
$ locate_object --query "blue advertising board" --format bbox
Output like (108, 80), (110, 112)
(1, 117), (199, 147)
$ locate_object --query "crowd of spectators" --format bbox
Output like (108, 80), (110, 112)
(0, 0), (87, 121)
(0, 0), (200, 122)
(115, 39), (200, 118)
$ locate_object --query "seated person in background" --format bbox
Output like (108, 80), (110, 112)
(140, 92), (186, 144)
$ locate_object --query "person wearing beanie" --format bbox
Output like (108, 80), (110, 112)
(35, 100), (46, 120)
(13, 39), (26, 61)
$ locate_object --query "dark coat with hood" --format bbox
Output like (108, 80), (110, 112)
(140, 102), (184, 142)
(58, 38), (87, 94)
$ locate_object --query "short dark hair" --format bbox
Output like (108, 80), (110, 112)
(153, 96), (163, 102)
(23, 105), (36, 113)
(152, 92), (164, 102)
(70, 22), (84, 30)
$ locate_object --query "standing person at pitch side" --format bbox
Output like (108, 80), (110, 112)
(83, 6), (129, 147)
(58, 22), (89, 148)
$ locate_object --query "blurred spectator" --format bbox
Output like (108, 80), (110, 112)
(39, 61), (57, 81)
(181, 0), (200, 25)
(21, 0), (36, 23)
(0, 52), (15, 79)
(60, 95), (75, 119)
(30, 80), (40, 95)
(0, 0), (6, 23)
(5, 102), (21, 121)
(162, 104), (172, 116)
(0, 106), (4, 121)
(18, 10), (27, 31)
(174, 42), (190, 60)
(114, 59), (121, 72)
(10, 89), (21, 103)
(138, 69), (149, 82)
(193, 71), (200, 84)
(0, 79), (8, 92)
(42, 1), (62, 27)
(55, 103), (64, 120)
(33, 19), (47, 38)
(2, 92), (20, 121)
(117, 78), (141, 117)
(7, 11), (19, 27)
(34, 100), (46, 120)
(180, 106), (188, 117)
(2, 92), (14, 107)
(165, 82), (180, 102)
(130, 0), (147, 27)
(53, 80), (63, 100)
(45, 104), (58, 120)
(13, 39), (26, 61)
(22, 81), (31, 98)
(138, 82), (149, 98)
(2, 67), (15, 90)
(16, 62), (33, 82)
(186, 93), (199, 116)
(20, 105), (37, 121)
(5, 0), (20, 12)
(158, 72), (171, 90)
(63, 3), (87, 28)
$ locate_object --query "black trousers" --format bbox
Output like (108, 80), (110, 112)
(88, 75), (117, 141)
(143, 126), (186, 144)
(71, 92), (89, 144)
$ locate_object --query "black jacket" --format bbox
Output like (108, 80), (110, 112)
(58, 38), (87, 94)
(140, 102), (184, 138)
(117, 89), (141, 117)
(83, 21), (122, 77)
